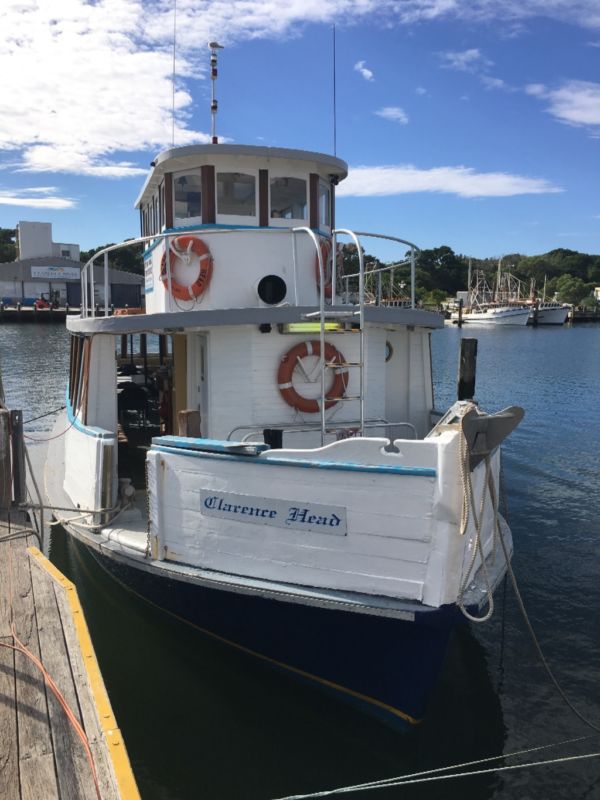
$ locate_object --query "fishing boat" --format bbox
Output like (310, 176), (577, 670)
(43, 52), (524, 728)
(451, 268), (530, 326)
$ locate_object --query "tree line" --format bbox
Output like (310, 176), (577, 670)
(1, 227), (598, 306)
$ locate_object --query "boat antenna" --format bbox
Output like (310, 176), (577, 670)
(332, 24), (337, 156)
(209, 41), (224, 144)
(171, 0), (177, 146)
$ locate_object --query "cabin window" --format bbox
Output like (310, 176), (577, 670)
(270, 177), (307, 220)
(217, 172), (256, 216)
(68, 335), (91, 424)
(173, 173), (202, 220)
(318, 180), (331, 228)
(159, 182), (165, 229)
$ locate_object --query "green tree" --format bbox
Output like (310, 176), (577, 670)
(554, 274), (590, 305)
(0, 228), (16, 263)
(80, 239), (143, 274)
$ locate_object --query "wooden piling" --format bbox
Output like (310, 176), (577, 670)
(10, 410), (26, 506)
(0, 409), (11, 514)
(457, 337), (478, 401)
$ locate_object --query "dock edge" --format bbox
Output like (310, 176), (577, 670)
(27, 546), (141, 800)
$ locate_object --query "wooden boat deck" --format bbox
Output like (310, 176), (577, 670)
(0, 517), (139, 800)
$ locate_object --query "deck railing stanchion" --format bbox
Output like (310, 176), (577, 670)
(104, 252), (109, 316)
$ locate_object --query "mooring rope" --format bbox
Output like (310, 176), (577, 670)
(271, 736), (600, 799)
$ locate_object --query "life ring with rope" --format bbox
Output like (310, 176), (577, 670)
(160, 235), (213, 301)
(315, 239), (333, 299)
(277, 340), (348, 414)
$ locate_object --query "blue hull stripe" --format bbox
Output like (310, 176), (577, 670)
(151, 444), (437, 477)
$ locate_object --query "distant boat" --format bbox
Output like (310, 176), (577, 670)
(451, 267), (530, 326)
(529, 300), (569, 325)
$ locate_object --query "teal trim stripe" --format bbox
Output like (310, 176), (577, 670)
(151, 443), (436, 477)
(65, 387), (114, 439)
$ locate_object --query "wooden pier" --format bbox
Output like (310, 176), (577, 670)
(0, 515), (139, 799)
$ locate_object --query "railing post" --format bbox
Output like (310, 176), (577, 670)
(89, 258), (95, 317)
(104, 251), (109, 316)
(410, 246), (416, 308)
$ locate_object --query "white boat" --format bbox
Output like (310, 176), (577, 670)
(531, 301), (569, 325)
(451, 268), (530, 326)
(456, 304), (531, 326)
(42, 53), (524, 729)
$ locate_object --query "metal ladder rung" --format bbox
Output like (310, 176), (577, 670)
(325, 361), (362, 368)
(329, 395), (361, 402)
(302, 310), (359, 319)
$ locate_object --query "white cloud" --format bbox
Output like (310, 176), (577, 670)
(438, 48), (491, 72)
(354, 60), (374, 82)
(337, 165), (563, 198)
(415, 86), (428, 95)
(0, 0), (598, 180)
(375, 107), (409, 124)
(0, 187), (75, 209)
(525, 80), (600, 128)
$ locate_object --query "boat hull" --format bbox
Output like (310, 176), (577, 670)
(87, 543), (457, 728)
(452, 307), (530, 326)
(529, 304), (569, 325)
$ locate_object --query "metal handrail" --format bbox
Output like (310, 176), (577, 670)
(334, 229), (365, 436)
(291, 227), (327, 444)
(226, 419), (418, 442)
(342, 232), (420, 309)
(80, 226), (294, 318)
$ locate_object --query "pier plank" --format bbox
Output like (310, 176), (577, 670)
(29, 552), (99, 800)
(0, 636), (19, 800)
(19, 752), (60, 800)
(9, 538), (55, 763)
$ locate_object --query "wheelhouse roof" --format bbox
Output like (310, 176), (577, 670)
(135, 144), (349, 209)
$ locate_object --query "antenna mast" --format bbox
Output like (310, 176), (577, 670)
(172, 0), (177, 146)
(209, 41), (224, 144)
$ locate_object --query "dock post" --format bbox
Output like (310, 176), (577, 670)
(0, 408), (11, 515)
(457, 338), (478, 401)
(532, 300), (539, 327)
(10, 409), (26, 506)
(457, 298), (463, 328)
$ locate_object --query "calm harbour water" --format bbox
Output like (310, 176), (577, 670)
(1, 320), (599, 799)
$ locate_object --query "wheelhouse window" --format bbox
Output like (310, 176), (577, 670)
(270, 177), (307, 220)
(173, 172), (202, 220)
(318, 180), (331, 228)
(217, 172), (256, 216)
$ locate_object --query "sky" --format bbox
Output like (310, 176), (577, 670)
(0, 0), (599, 262)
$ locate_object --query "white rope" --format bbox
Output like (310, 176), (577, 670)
(456, 408), (495, 622)
(272, 738), (600, 799)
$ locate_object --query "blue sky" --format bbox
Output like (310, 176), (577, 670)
(0, 1), (599, 262)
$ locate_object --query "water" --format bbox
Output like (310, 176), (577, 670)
(1, 321), (599, 799)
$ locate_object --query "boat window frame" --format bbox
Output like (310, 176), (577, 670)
(215, 169), (258, 224)
(269, 175), (308, 225)
(172, 169), (203, 227)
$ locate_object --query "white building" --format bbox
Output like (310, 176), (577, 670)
(16, 221), (80, 262)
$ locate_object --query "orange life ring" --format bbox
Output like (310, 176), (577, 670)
(315, 239), (333, 299)
(277, 340), (348, 414)
(160, 235), (213, 301)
